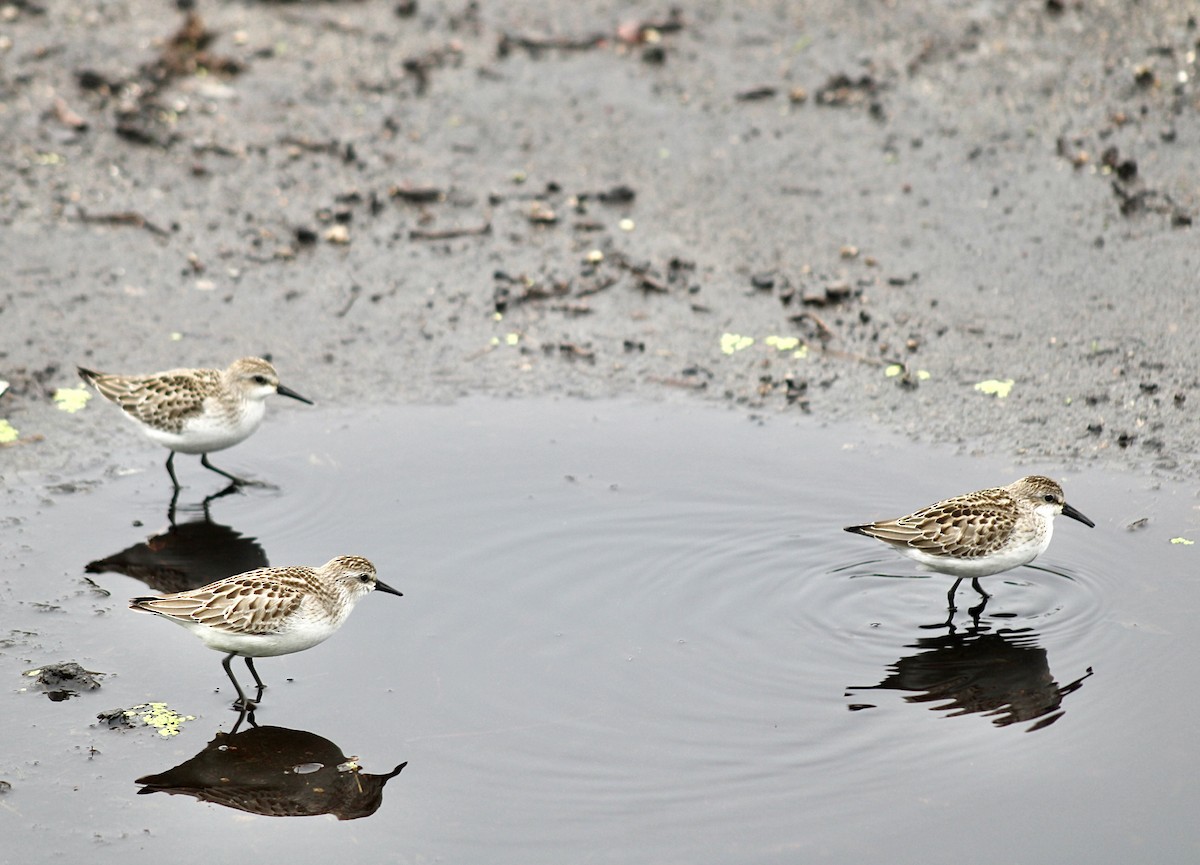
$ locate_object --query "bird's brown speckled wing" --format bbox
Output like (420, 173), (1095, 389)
(848, 488), (1018, 558)
(78, 367), (218, 433)
(131, 568), (309, 634)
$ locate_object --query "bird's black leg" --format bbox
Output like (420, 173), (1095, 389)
(166, 452), (182, 490)
(970, 577), (990, 599)
(244, 657), (267, 703)
(222, 652), (255, 709)
(201, 453), (250, 486)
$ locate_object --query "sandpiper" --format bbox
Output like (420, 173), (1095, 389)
(78, 357), (313, 488)
(844, 476), (1094, 602)
(129, 556), (402, 708)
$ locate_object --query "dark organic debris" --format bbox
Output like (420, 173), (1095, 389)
(616, 8), (685, 44)
(389, 184), (445, 204)
(549, 341), (596, 362)
(493, 271), (570, 313)
(814, 73), (884, 117)
(578, 185), (636, 206)
(1059, 137), (1192, 225)
(499, 8), (682, 59)
(607, 253), (695, 295)
(76, 11), (243, 148)
(147, 11), (242, 82)
(736, 86), (778, 101)
(97, 707), (137, 729)
(784, 375), (809, 408)
(1100, 146), (1138, 182)
(788, 310), (836, 342)
(403, 44), (464, 96)
(26, 662), (105, 700)
(750, 272), (776, 291)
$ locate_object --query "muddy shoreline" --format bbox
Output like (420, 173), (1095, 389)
(2, 0), (1198, 483)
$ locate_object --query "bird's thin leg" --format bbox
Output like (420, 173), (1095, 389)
(970, 577), (990, 599)
(165, 452), (182, 490)
(200, 453), (250, 486)
(222, 652), (255, 709)
(244, 656), (267, 703)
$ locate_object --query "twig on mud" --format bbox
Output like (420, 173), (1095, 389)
(409, 221), (492, 240)
(575, 276), (619, 298)
(788, 310), (835, 341)
(335, 284), (361, 318)
(497, 32), (606, 57)
(389, 185), (445, 204)
(74, 207), (171, 238)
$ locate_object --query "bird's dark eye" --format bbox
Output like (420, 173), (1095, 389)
(253, 375), (268, 385)
(1043, 494), (1057, 503)
(359, 574), (371, 583)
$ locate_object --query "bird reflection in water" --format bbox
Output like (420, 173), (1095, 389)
(135, 717), (407, 820)
(848, 603), (1093, 731)
(85, 485), (268, 594)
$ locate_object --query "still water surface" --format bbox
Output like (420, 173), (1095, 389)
(2, 400), (1198, 863)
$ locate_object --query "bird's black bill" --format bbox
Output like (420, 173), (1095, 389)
(374, 578), (404, 597)
(1062, 502), (1095, 528)
(276, 384), (314, 405)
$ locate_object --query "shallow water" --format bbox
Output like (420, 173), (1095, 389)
(2, 399), (1198, 863)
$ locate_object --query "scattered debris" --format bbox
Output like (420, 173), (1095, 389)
(493, 272), (570, 313)
(52, 386), (91, 413)
(814, 72), (884, 117)
(497, 31), (606, 58)
(974, 379), (1014, 399)
(735, 86), (777, 101)
(52, 96), (88, 131)
(24, 662), (105, 701)
(98, 703), (196, 737)
(389, 184), (445, 204)
(885, 363), (930, 389)
(720, 333), (754, 354)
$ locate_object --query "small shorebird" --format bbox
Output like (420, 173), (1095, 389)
(129, 556), (402, 708)
(78, 357), (313, 488)
(844, 476), (1094, 602)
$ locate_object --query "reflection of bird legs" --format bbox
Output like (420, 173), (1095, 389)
(229, 703), (259, 735)
(222, 653), (267, 711)
(168, 481), (240, 526)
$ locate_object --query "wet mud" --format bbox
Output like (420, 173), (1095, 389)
(2, 0), (1200, 861)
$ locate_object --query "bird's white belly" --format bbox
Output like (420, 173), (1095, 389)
(142, 401), (265, 454)
(188, 617), (339, 657)
(900, 526), (1053, 578)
